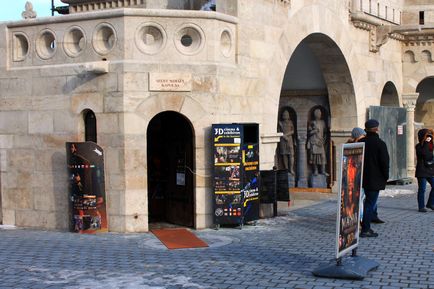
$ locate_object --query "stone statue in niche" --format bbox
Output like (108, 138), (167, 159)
(307, 108), (328, 176)
(278, 109), (296, 175)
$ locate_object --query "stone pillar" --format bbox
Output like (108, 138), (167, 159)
(351, 0), (361, 12)
(402, 93), (418, 179)
(297, 134), (308, 187)
(260, 133), (282, 171)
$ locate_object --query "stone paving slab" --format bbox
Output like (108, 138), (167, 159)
(0, 184), (433, 289)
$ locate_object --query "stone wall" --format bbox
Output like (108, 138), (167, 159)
(0, 0), (431, 231)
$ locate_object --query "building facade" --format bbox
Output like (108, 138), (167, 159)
(0, 0), (433, 232)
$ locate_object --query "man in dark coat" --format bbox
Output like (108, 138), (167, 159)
(360, 119), (390, 237)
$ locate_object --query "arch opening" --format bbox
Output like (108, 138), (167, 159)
(380, 81), (399, 107)
(83, 110), (97, 143)
(416, 77), (434, 129)
(147, 111), (195, 228)
(278, 33), (356, 189)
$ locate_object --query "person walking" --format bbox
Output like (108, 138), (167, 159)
(415, 128), (434, 212)
(360, 119), (389, 238)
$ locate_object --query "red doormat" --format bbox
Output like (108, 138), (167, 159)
(151, 228), (208, 249)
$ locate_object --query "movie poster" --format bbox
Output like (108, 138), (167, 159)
(213, 124), (243, 224)
(336, 143), (365, 259)
(66, 142), (108, 233)
(212, 124), (260, 225)
(241, 143), (259, 222)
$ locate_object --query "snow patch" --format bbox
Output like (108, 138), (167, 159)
(14, 265), (209, 289)
(380, 189), (415, 198)
(0, 225), (17, 230)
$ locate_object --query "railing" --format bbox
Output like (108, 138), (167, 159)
(69, 0), (145, 13)
(351, 0), (401, 25)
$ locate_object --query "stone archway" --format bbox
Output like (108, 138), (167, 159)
(277, 33), (356, 189)
(147, 111), (195, 228)
(416, 77), (434, 129)
(380, 81), (400, 107)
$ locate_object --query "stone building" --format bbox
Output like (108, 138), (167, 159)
(0, 0), (433, 232)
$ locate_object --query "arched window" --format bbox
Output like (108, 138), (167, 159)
(84, 110), (97, 143)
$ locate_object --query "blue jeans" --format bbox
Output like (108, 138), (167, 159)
(361, 190), (379, 233)
(417, 177), (434, 209)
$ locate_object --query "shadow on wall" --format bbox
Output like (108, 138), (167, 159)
(52, 152), (70, 230)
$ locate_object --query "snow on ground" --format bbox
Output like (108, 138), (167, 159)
(12, 265), (210, 289)
(0, 225), (17, 230)
(380, 188), (415, 198)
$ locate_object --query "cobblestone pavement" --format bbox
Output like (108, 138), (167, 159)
(0, 184), (433, 289)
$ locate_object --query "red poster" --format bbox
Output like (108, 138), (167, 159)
(336, 143), (365, 258)
(66, 142), (108, 233)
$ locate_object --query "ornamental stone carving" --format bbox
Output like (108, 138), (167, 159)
(22, 2), (37, 19)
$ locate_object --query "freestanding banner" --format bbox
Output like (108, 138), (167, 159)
(336, 143), (365, 259)
(313, 142), (379, 280)
(212, 123), (260, 227)
(66, 142), (108, 233)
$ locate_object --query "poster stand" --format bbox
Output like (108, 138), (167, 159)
(312, 143), (379, 280)
(312, 250), (379, 280)
(212, 123), (260, 229)
(66, 142), (108, 233)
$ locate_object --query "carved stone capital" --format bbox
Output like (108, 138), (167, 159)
(297, 134), (307, 143)
(402, 93), (419, 111)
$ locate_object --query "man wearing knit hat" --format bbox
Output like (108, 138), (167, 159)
(359, 119), (390, 237)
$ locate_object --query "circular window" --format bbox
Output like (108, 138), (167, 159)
(92, 23), (117, 55)
(135, 22), (166, 55)
(181, 35), (193, 47)
(174, 24), (205, 56)
(13, 32), (29, 61)
(64, 26), (86, 57)
(36, 29), (57, 59)
(220, 29), (232, 57)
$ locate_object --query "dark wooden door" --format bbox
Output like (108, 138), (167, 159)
(148, 112), (194, 227)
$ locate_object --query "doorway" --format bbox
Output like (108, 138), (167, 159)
(147, 111), (194, 227)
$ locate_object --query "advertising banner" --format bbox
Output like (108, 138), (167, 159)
(213, 124), (243, 224)
(66, 142), (108, 233)
(241, 143), (259, 222)
(336, 143), (365, 259)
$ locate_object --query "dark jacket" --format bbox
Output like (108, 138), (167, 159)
(361, 132), (389, 190)
(415, 128), (434, 178)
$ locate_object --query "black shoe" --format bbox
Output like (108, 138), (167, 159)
(419, 208), (427, 213)
(426, 205), (434, 211)
(360, 230), (378, 238)
(371, 218), (385, 224)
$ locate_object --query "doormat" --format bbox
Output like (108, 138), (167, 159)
(151, 228), (208, 250)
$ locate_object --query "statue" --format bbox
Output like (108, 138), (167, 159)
(307, 108), (328, 176)
(200, 0), (216, 11)
(278, 109), (296, 175)
(22, 2), (37, 19)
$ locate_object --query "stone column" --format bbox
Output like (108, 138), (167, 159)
(351, 0), (361, 12)
(297, 134), (308, 187)
(402, 93), (418, 179)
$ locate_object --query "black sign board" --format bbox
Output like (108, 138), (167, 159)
(212, 124), (259, 226)
(66, 142), (108, 233)
(260, 170), (291, 204)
